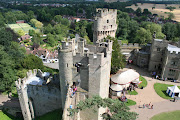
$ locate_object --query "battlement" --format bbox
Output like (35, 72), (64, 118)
(121, 43), (140, 48)
(16, 69), (52, 89)
(96, 8), (117, 18)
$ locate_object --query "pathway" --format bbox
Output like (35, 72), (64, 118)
(121, 65), (180, 120)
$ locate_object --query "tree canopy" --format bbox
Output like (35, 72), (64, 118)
(68, 96), (138, 120)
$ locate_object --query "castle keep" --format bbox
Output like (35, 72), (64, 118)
(59, 38), (113, 120)
(93, 8), (117, 43)
(16, 8), (116, 120)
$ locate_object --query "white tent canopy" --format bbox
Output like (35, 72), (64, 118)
(110, 84), (123, 91)
(166, 85), (180, 98)
(111, 69), (140, 85)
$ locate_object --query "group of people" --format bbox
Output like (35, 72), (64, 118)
(142, 102), (153, 109)
(69, 83), (77, 98)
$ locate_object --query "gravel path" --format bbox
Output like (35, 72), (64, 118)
(122, 65), (180, 120)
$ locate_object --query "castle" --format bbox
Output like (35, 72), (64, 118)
(16, 8), (115, 120)
(120, 34), (180, 81)
(93, 8), (117, 43)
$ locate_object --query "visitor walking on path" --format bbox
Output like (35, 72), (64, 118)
(151, 105), (153, 109)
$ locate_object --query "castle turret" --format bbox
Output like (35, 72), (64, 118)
(93, 8), (117, 44)
(58, 41), (73, 108)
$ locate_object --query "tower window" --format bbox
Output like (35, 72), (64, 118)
(157, 48), (160, 51)
(107, 20), (109, 23)
(67, 63), (68, 67)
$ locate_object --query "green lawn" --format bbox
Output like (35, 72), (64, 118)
(0, 109), (62, 120)
(0, 111), (12, 120)
(36, 109), (62, 120)
(150, 110), (180, 120)
(128, 90), (138, 95)
(154, 83), (180, 99)
(125, 99), (136, 106)
(138, 76), (147, 88)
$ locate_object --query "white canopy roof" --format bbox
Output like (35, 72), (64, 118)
(167, 44), (180, 54)
(111, 69), (139, 85)
(168, 86), (180, 93)
(110, 84), (123, 91)
(26, 76), (44, 86)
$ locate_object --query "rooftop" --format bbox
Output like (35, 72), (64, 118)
(167, 44), (180, 54)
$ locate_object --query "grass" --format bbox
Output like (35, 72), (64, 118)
(7, 23), (36, 34)
(154, 83), (180, 99)
(125, 99), (136, 106)
(150, 110), (180, 120)
(36, 109), (62, 120)
(0, 109), (62, 120)
(138, 76), (147, 88)
(128, 90), (138, 95)
(0, 111), (22, 120)
(0, 111), (12, 120)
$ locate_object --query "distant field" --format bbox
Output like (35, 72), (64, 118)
(7, 23), (35, 34)
(126, 3), (180, 22)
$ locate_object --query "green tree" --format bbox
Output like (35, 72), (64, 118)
(68, 96), (138, 120)
(168, 13), (175, 20)
(27, 10), (35, 21)
(136, 7), (142, 16)
(108, 36), (125, 74)
(142, 22), (165, 39)
(135, 27), (152, 44)
(46, 33), (56, 47)
(29, 29), (35, 36)
(162, 23), (177, 41)
(0, 46), (16, 91)
(17, 30), (25, 37)
(21, 54), (44, 70)
(44, 24), (53, 34)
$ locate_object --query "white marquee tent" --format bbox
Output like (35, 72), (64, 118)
(111, 69), (140, 85)
(166, 85), (180, 98)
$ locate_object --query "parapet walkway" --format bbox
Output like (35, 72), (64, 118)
(121, 65), (180, 120)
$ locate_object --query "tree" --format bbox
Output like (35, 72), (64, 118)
(27, 10), (35, 21)
(168, 13), (175, 20)
(17, 30), (25, 37)
(136, 7), (142, 16)
(44, 24), (53, 34)
(135, 27), (152, 44)
(109, 36), (125, 74)
(21, 54), (44, 70)
(46, 33), (56, 47)
(29, 29), (35, 36)
(54, 15), (62, 24)
(68, 96), (138, 120)
(162, 23), (177, 41)
(142, 22), (165, 39)
(0, 46), (16, 91)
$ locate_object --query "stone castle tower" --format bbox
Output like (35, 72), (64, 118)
(93, 8), (117, 44)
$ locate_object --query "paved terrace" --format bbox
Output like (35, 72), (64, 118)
(121, 65), (180, 120)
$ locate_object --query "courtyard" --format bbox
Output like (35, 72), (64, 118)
(122, 65), (180, 120)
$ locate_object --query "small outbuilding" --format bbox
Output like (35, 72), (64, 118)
(166, 85), (180, 98)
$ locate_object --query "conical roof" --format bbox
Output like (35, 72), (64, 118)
(111, 69), (139, 85)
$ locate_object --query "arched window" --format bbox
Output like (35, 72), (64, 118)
(107, 20), (109, 23)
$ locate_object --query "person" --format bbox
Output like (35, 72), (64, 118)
(143, 104), (145, 108)
(151, 105), (153, 109)
(148, 102), (151, 108)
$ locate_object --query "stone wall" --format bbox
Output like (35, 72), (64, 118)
(161, 50), (180, 80)
(93, 8), (117, 43)
(16, 69), (62, 120)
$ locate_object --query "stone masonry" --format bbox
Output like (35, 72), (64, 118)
(93, 8), (117, 44)
(16, 69), (61, 120)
